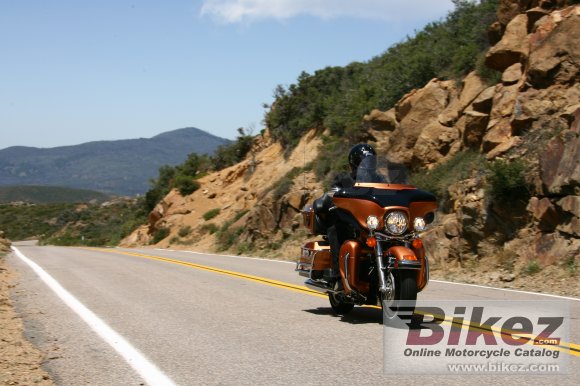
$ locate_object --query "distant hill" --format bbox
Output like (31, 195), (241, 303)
(0, 185), (112, 204)
(0, 128), (230, 195)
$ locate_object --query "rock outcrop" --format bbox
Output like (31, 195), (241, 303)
(366, 3), (579, 281)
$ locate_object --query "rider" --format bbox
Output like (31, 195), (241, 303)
(315, 143), (381, 284)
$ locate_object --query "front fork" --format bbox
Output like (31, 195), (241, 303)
(375, 241), (389, 294)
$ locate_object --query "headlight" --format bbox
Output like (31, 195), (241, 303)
(414, 217), (426, 232)
(366, 215), (379, 230)
(385, 211), (408, 235)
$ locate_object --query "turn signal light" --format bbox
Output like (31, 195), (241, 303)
(412, 238), (423, 249)
(366, 237), (377, 247)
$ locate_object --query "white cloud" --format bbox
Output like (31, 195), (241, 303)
(200, 0), (455, 24)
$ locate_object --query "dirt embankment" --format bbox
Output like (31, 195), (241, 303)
(0, 250), (54, 386)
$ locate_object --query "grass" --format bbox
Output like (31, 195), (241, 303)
(178, 225), (192, 238)
(151, 227), (170, 244)
(202, 208), (221, 221)
(522, 260), (541, 276)
(565, 255), (577, 276)
(233, 210), (249, 222)
(200, 223), (218, 235)
(496, 249), (517, 272)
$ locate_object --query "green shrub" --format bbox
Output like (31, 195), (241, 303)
(203, 208), (221, 221)
(233, 210), (249, 222)
(410, 150), (483, 202)
(216, 227), (243, 252)
(200, 223), (218, 235)
(475, 52), (501, 85)
(487, 159), (530, 201)
(151, 227), (170, 244)
(522, 260), (541, 276)
(565, 255), (577, 275)
(174, 175), (200, 196)
(178, 225), (192, 238)
(271, 166), (311, 199)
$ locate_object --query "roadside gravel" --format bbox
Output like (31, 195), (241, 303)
(0, 251), (53, 386)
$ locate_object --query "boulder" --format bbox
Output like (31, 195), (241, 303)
(482, 119), (512, 153)
(363, 108), (398, 132)
(526, 6), (552, 29)
(540, 108), (580, 194)
(412, 122), (460, 166)
(512, 83), (580, 133)
(471, 86), (496, 114)
(533, 232), (580, 266)
(485, 136), (523, 159)
(442, 216), (461, 238)
(502, 63), (523, 84)
(496, 0), (536, 27)
(557, 217), (580, 237)
(422, 222), (452, 264)
(527, 197), (560, 231)
(389, 79), (455, 164)
(463, 110), (491, 148)
(490, 84), (520, 120)
(528, 6), (580, 87)
(486, 14), (530, 71)
(557, 195), (580, 217)
(438, 72), (486, 127)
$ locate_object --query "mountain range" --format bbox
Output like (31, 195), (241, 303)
(0, 128), (230, 195)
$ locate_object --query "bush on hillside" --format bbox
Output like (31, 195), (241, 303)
(265, 0), (498, 159)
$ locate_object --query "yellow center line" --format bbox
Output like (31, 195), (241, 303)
(84, 248), (327, 299)
(414, 309), (580, 357)
(84, 247), (579, 357)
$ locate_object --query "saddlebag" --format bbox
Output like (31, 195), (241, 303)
(295, 241), (331, 278)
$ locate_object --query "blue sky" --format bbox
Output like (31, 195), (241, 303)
(0, 0), (454, 149)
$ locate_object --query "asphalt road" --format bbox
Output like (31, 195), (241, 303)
(7, 244), (579, 385)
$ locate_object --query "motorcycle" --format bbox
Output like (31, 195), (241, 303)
(295, 156), (437, 319)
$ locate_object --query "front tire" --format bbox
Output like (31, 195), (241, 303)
(328, 292), (354, 315)
(381, 270), (417, 321)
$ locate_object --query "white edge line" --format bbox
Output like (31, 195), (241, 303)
(430, 279), (580, 302)
(11, 247), (177, 386)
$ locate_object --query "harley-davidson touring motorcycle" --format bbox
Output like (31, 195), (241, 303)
(296, 157), (437, 319)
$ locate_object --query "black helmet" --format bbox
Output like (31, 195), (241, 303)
(348, 143), (376, 175)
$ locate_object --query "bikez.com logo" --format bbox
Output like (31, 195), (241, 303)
(406, 306), (563, 352)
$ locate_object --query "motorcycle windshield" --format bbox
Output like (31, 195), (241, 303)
(339, 155), (436, 207)
(355, 155), (409, 185)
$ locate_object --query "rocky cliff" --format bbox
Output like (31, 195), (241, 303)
(122, 1), (579, 296)
(364, 1), (579, 294)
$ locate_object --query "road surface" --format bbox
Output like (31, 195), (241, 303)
(7, 244), (579, 385)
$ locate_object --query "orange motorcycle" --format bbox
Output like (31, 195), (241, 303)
(296, 160), (437, 319)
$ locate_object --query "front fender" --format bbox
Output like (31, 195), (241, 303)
(385, 246), (428, 292)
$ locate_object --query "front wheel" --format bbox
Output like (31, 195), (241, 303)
(328, 292), (354, 315)
(381, 270), (417, 321)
